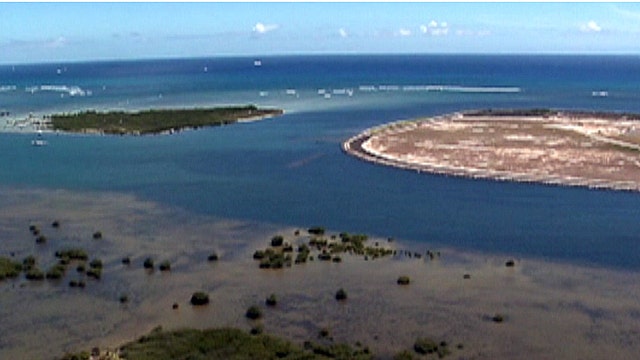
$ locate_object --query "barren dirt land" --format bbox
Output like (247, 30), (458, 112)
(345, 110), (640, 191)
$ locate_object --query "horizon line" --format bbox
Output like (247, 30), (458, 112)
(3, 51), (640, 67)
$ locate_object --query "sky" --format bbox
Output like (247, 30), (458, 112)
(2, 2), (640, 64)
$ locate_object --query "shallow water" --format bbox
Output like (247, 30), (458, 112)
(0, 188), (274, 358)
(1, 188), (640, 359)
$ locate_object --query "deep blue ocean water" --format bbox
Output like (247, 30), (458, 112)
(2, 55), (640, 269)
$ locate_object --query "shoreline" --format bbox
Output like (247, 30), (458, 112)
(343, 110), (640, 193)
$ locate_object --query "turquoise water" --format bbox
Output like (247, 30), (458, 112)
(2, 55), (640, 269)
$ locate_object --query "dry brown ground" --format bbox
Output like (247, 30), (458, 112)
(348, 112), (640, 191)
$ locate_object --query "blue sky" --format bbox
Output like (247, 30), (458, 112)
(2, 2), (640, 64)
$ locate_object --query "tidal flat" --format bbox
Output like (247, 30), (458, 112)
(1, 188), (640, 359)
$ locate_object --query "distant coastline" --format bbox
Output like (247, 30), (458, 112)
(46, 105), (283, 135)
(344, 109), (640, 192)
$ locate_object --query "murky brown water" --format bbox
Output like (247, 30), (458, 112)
(1, 187), (640, 359)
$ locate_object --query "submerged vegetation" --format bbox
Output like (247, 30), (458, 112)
(0, 257), (22, 280)
(265, 293), (278, 307)
(335, 288), (348, 301)
(25, 267), (45, 280)
(245, 305), (263, 320)
(143, 257), (154, 270)
(190, 291), (209, 306)
(158, 260), (171, 272)
(413, 337), (452, 358)
(55, 248), (89, 261)
(492, 314), (505, 323)
(17, 218), (461, 360)
(253, 228), (395, 270)
(50, 105), (283, 135)
(46, 264), (67, 280)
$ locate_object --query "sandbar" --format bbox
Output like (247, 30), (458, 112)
(344, 109), (640, 192)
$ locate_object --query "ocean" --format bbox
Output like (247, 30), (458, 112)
(2, 54), (640, 269)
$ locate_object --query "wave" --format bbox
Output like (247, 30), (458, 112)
(358, 84), (521, 93)
(25, 85), (92, 97)
(0, 85), (17, 92)
(433, 85), (521, 93)
(316, 88), (354, 96)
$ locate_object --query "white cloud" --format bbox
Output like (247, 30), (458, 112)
(421, 20), (449, 36)
(46, 36), (67, 48)
(398, 28), (412, 37)
(252, 22), (279, 34)
(339, 28), (348, 38)
(581, 20), (602, 33)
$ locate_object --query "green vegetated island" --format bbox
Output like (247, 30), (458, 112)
(49, 105), (283, 135)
